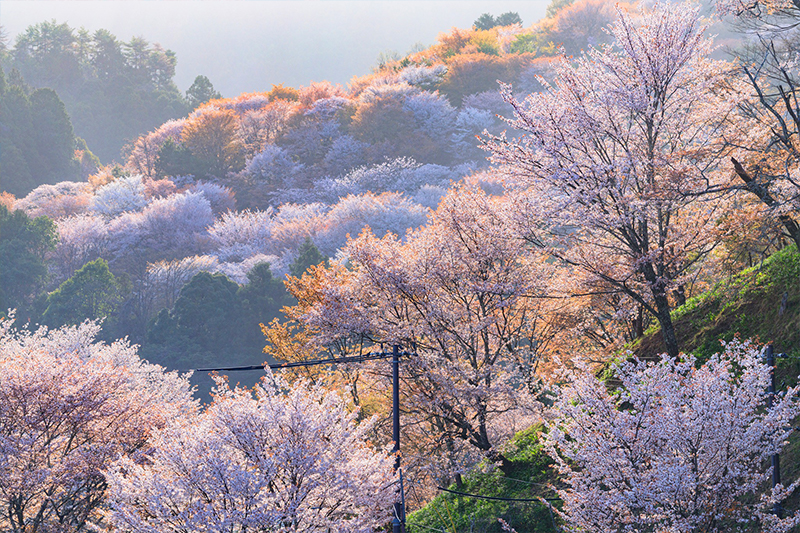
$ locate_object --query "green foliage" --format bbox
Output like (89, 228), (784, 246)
(0, 205), (57, 320)
(41, 258), (126, 335)
(496, 12), (523, 26)
(76, 136), (102, 178)
(470, 31), (501, 56)
(143, 264), (292, 370)
(474, 13), (497, 31)
(508, 33), (557, 56)
(407, 425), (558, 533)
(186, 74), (222, 110)
(155, 138), (202, 178)
(145, 271), (241, 368)
(0, 79), (79, 196)
(10, 20), (189, 162)
(633, 245), (800, 363)
(267, 83), (299, 102)
(289, 238), (329, 278)
(238, 262), (295, 353)
(473, 12), (522, 30)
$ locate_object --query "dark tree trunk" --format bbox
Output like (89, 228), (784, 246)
(641, 262), (680, 359)
(485, 449), (514, 475)
(633, 305), (644, 339)
(654, 296), (680, 359)
(673, 284), (686, 308)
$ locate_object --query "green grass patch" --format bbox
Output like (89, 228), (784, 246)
(633, 245), (800, 364)
(406, 425), (559, 533)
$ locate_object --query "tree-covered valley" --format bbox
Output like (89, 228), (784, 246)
(3, 0), (800, 531)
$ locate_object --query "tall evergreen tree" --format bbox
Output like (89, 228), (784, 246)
(0, 205), (57, 321)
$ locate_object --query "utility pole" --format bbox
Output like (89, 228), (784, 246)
(765, 344), (783, 518)
(392, 344), (406, 533)
(193, 345), (410, 531)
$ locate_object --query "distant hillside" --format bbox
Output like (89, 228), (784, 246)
(2, 21), (192, 163)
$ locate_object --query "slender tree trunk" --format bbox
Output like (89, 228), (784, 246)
(642, 262), (680, 358)
(654, 295), (680, 359)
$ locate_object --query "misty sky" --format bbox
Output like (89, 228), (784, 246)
(2, 1), (551, 97)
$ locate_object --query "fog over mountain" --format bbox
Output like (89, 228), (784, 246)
(2, 0), (550, 97)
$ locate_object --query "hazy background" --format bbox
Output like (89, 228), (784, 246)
(2, 1), (551, 97)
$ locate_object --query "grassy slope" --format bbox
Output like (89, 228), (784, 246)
(634, 245), (800, 363)
(632, 244), (800, 509)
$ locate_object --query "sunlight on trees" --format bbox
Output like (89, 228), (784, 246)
(547, 341), (800, 533)
(0, 316), (195, 533)
(486, 1), (741, 358)
(106, 373), (394, 533)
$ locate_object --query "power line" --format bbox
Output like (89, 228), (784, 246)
(436, 486), (560, 503)
(434, 484), (562, 532)
(187, 350), (413, 373)
(191, 347), (414, 533)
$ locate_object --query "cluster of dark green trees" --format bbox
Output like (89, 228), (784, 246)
(0, 205), (57, 321)
(0, 69), (90, 197)
(0, 21), (223, 191)
(473, 12), (523, 30)
(143, 265), (293, 370)
(5, 21), (187, 163)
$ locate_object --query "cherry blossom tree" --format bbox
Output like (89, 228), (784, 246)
(208, 208), (275, 262)
(107, 191), (214, 274)
(486, 1), (740, 357)
(718, 11), (800, 252)
(181, 108), (245, 178)
(313, 191), (430, 257)
(546, 340), (800, 533)
(51, 213), (109, 282)
(127, 119), (186, 179)
(273, 185), (562, 478)
(237, 99), (298, 159)
(105, 373), (395, 533)
(14, 181), (92, 220)
(90, 174), (148, 218)
(0, 315), (195, 533)
(186, 180), (236, 215)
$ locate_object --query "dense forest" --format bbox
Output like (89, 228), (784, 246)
(3, 0), (800, 531)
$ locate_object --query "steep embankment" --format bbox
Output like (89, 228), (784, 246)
(634, 245), (800, 363)
(633, 245), (800, 507)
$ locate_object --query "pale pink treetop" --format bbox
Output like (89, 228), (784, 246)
(0, 316), (195, 533)
(546, 341), (800, 533)
(105, 373), (394, 533)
